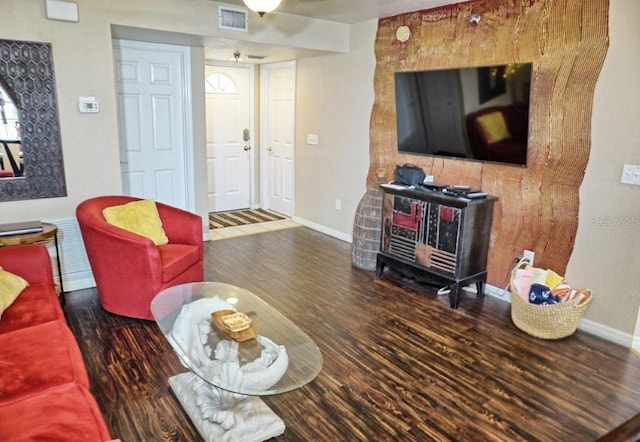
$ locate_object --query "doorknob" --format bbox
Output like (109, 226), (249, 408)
(267, 146), (273, 152)
(243, 145), (251, 151)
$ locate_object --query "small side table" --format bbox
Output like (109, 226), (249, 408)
(0, 222), (64, 302)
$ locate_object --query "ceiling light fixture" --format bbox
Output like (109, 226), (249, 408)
(243, 0), (282, 17)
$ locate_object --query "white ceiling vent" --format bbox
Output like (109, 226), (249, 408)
(219, 5), (249, 32)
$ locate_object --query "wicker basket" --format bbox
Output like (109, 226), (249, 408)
(509, 264), (593, 340)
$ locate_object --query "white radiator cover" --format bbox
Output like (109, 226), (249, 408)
(44, 217), (95, 291)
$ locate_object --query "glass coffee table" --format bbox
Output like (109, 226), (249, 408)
(150, 282), (322, 442)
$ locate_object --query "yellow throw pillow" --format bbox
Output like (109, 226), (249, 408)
(0, 266), (29, 317)
(476, 111), (512, 144)
(102, 199), (169, 245)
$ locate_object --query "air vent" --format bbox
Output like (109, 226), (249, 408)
(219, 5), (248, 32)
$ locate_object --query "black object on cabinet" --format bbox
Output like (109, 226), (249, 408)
(376, 185), (497, 308)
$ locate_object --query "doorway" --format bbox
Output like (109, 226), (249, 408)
(260, 61), (296, 217)
(113, 40), (194, 211)
(205, 63), (254, 213)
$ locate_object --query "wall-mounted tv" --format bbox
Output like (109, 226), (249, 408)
(395, 63), (533, 167)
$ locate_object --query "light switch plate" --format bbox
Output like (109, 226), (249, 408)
(621, 164), (640, 185)
(306, 134), (319, 145)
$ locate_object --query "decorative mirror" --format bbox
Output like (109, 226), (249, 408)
(0, 39), (67, 201)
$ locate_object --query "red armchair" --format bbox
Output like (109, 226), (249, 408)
(76, 196), (204, 320)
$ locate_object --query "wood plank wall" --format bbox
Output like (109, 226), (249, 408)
(368, 0), (609, 286)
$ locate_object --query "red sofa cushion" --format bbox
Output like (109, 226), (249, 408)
(0, 320), (90, 406)
(0, 284), (64, 335)
(0, 383), (111, 441)
(158, 243), (202, 282)
(0, 244), (55, 286)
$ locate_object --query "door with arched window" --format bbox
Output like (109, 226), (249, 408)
(205, 64), (252, 212)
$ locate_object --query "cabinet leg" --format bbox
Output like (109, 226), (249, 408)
(476, 281), (485, 299)
(375, 262), (385, 278)
(449, 283), (461, 309)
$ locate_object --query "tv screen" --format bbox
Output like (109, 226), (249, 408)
(395, 63), (533, 166)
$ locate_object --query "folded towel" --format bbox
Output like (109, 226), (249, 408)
(545, 269), (565, 290)
(531, 268), (548, 285)
(552, 283), (573, 302)
(529, 283), (559, 305)
(514, 268), (533, 301)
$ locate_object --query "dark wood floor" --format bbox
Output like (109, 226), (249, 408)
(64, 227), (640, 441)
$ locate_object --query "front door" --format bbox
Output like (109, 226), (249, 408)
(113, 40), (192, 210)
(261, 62), (295, 216)
(205, 64), (252, 212)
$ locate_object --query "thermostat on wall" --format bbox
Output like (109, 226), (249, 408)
(78, 96), (99, 113)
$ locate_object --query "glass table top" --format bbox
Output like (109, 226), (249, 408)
(151, 282), (323, 396)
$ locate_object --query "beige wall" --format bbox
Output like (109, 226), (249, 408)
(0, 0), (638, 340)
(294, 20), (377, 236)
(568, 0), (640, 337)
(1, 1), (121, 219)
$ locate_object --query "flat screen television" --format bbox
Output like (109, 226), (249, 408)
(395, 63), (533, 167)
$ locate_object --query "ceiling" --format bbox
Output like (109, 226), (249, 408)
(201, 0), (464, 63)
(222, 0), (461, 25)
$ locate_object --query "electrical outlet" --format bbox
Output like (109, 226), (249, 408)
(523, 249), (535, 266)
(335, 199), (341, 210)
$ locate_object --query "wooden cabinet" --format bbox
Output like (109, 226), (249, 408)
(376, 185), (497, 308)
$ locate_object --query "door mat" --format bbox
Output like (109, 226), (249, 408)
(209, 209), (286, 229)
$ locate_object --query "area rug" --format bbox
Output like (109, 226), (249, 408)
(209, 209), (286, 229)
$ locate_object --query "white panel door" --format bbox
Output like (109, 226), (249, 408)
(205, 65), (252, 212)
(113, 40), (189, 210)
(262, 63), (295, 216)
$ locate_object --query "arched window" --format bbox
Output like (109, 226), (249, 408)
(205, 73), (237, 94)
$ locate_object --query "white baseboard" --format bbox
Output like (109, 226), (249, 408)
(482, 283), (511, 302)
(578, 318), (634, 348)
(291, 216), (353, 243)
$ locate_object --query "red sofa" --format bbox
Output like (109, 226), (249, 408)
(0, 244), (112, 441)
(77, 196), (204, 320)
